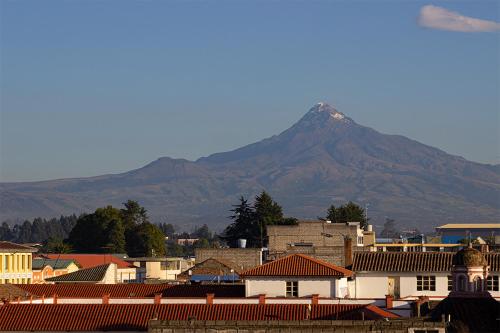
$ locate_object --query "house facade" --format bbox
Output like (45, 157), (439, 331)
(45, 254), (137, 283)
(0, 242), (37, 284)
(350, 251), (500, 299)
(240, 254), (352, 298)
(32, 259), (79, 284)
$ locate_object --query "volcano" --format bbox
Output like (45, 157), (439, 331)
(1, 103), (498, 230)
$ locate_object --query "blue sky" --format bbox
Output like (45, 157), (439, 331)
(1, 0), (499, 181)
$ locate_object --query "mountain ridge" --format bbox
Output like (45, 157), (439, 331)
(1, 103), (498, 231)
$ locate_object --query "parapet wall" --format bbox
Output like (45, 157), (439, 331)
(149, 319), (445, 333)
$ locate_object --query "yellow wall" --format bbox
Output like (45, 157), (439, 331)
(0, 253), (33, 284)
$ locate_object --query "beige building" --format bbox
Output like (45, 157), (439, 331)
(0, 241), (37, 284)
(267, 220), (366, 266)
(126, 257), (194, 282)
(240, 254), (353, 298)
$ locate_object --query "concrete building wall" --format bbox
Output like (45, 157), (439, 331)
(196, 248), (262, 271)
(353, 272), (450, 299)
(267, 221), (360, 253)
(0, 252), (33, 284)
(149, 319), (446, 333)
(245, 277), (338, 298)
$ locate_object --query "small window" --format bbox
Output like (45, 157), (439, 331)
(286, 281), (298, 297)
(447, 275), (453, 291)
(487, 276), (499, 291)
(417, 275), (436, 291)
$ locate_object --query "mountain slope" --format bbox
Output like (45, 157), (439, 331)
(1, 103), (498, 230)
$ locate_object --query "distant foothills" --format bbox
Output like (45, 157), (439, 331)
(1, 103), (498, 231)
(0, 194), (379, 258)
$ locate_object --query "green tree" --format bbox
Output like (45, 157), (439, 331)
(158, 223), (175, 238)
(325, 201), (368, 229)
(0, 222), (13, 241)
(42, 237), (73, 253)
(68, 206), (125, 253)
(121, 200), (148, 228)
(222, 196), (259, 247)
(126, 222), (166, 257)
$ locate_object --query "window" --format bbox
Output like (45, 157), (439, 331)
(447, 275), (453, 291)
(417, 275), (436, 291)
(286, 281), (298, 297)
(487, 276), (499, 291)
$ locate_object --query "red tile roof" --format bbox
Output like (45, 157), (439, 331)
(0, 304), (397, 331)
(240, 254), (353, 277)
(15, 284), (245, 298)
(0, 241), (37, 252)
(352, 252), (500, 272)
(45, 254), (135, 269)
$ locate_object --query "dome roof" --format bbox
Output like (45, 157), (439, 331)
(452, 247), (488, 267)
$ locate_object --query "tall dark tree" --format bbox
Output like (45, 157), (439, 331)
(0, 222), (13, 241)
(121, 200), (148, 228)
(222, 196), (259, 247)
(325, 201), (368, 229)
(254, 191), (285, 247)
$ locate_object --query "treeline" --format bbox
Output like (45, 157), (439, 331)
(68, 200), (165, 257)
(1, 193), (372, 253)
(222, 192), (369, 248)
(0, 215), (78, 244)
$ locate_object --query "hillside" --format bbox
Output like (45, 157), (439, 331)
(1, 103), (498, 231)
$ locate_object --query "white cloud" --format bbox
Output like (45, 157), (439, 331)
(418, 5), (500, 32)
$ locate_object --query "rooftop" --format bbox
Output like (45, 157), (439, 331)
(15, 283), (246, 298)
(45, 253), (135, 269)
(240, 254), (353, 277)
(436, 223), (500, 229)
(45, 264), (111, 283)
(32, 258), (78, 270)
(0, 241), (37, 252)
(0, 303), (398, 331)
(352, 251), (500, 272)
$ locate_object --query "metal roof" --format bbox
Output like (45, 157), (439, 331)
(436, 224), (500, 229)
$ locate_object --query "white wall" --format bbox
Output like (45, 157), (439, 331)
(354, 272), (450, 299)
(245, 277), (337, 298)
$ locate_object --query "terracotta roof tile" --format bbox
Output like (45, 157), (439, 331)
(240, 254), (353, 277)
(0, 241), (37, 252)
(0, 304), (397, 331)
(15, 284), (245, 298)
(45, 254), (135, 269)
(352, 252), (500, 272)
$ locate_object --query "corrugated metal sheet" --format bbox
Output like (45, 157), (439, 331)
(45, 264), (110, 282)
(240, 254), (353, 277)
(352, 252), (500, 272)
(0, 303), (398, 331)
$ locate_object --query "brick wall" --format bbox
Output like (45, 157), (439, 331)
(149, 319), (445, 333)
(195, 248), (262, 271)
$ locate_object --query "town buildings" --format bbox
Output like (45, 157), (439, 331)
(349, 250), (500, 299)
(0, 241), (37, 284)
(44, 254), (138, 283)
(31, 258), (79, 284)
(436, 223), (500, 244)
(240, 254), (352, 298)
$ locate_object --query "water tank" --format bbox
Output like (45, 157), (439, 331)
(367, 224), (373, 232)
(238, 239), (247, 248)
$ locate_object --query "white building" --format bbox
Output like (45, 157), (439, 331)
(240, 254), (353, 298)
(350, 251), (500, 299)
